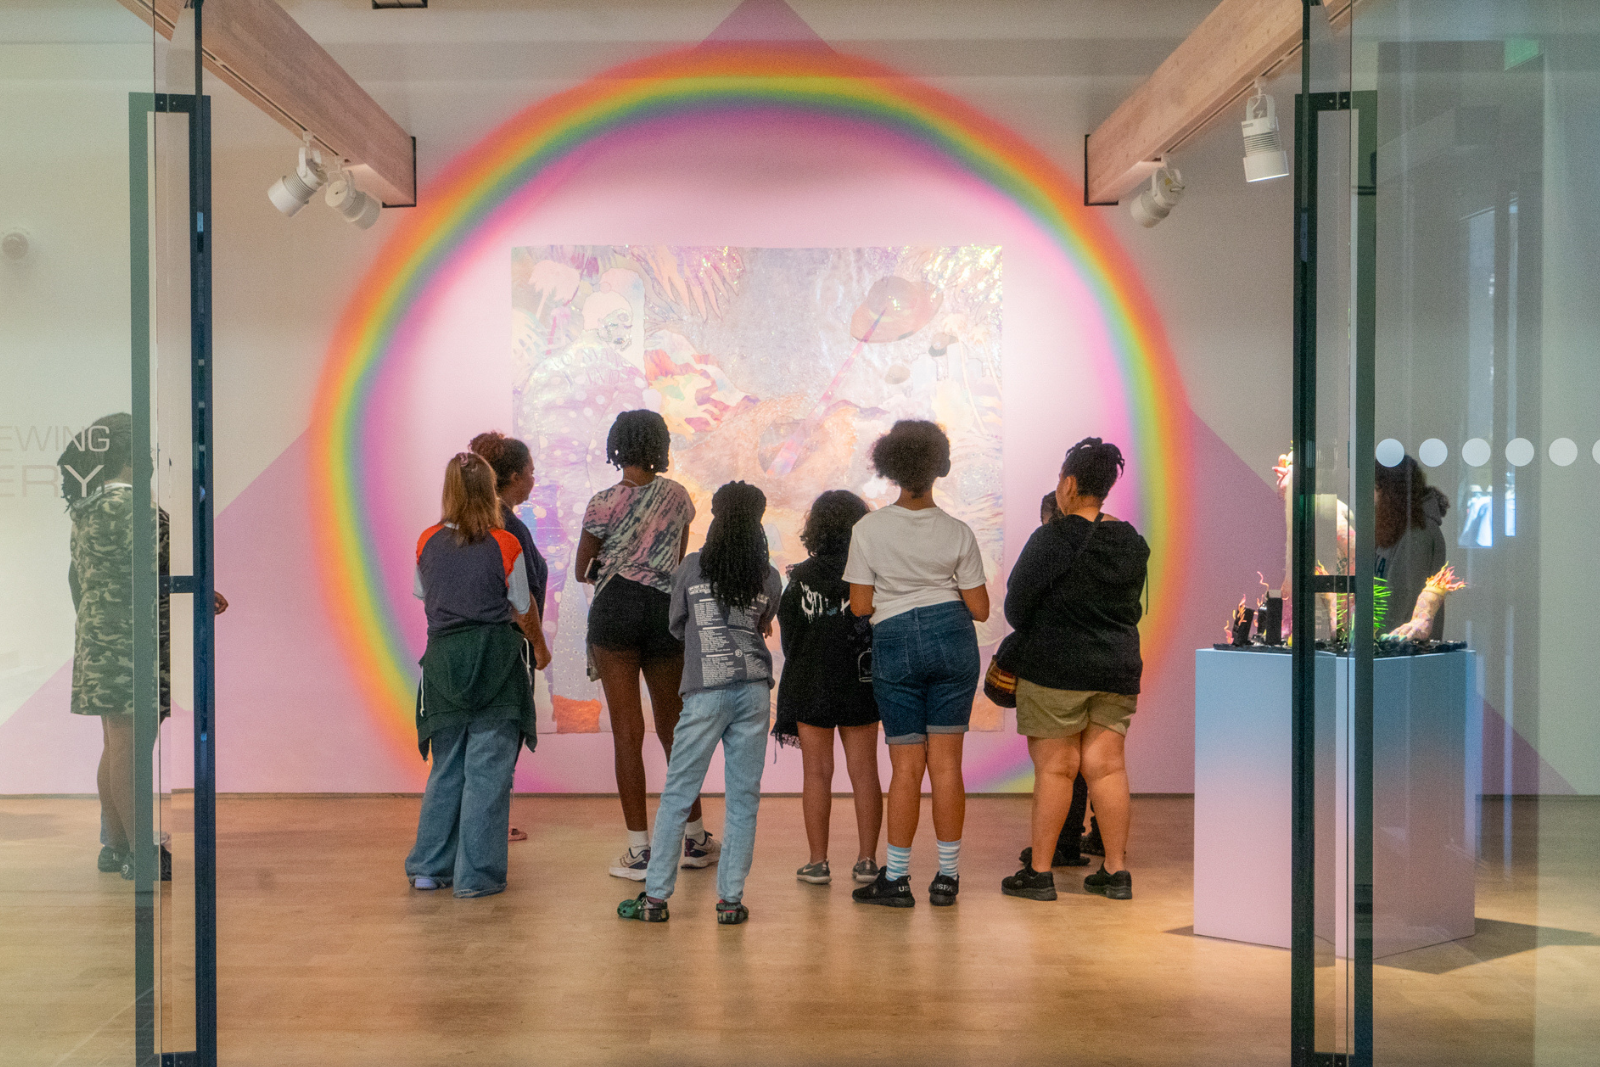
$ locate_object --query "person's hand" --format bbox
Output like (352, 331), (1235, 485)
(213, 591), (229, 616)
(533, 642), (552, 671)
(760, 617), (773, 638)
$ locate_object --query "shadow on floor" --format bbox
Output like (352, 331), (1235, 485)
(1378, 918), (1600, 974)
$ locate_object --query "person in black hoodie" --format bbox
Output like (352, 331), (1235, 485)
(773, 490), (883, 887)
(1000, 438), (1148, 903)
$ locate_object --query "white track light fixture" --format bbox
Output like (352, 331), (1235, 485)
(267, 144), (326, 217)
(325, 174), (382, 229)
(1241, 81), (1290, 182)
(1129, 164), (1185, 228)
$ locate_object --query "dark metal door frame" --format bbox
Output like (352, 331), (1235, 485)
(1291, 3), (1378, 1058)
(127, 4), (216, 1057)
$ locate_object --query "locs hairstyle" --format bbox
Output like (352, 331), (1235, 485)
(800, 490), (869, 556)
(869, 419), (952, 496)
(57, 412), (133, 506)
(1060, 437), (1125, 500)
(606, 409), (671, 472)
(700, 481), (770, 612)
(441, 452), (503, 544)
(470, 430), (532, 491)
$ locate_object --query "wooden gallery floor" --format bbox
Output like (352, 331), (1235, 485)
(4, 795), (1598, 1067)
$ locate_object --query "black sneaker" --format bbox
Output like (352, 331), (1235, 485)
(1019, 845), (1092, 869)
(1084, 866), (1132, 900)
(852, 869), (914, 908)
(928, 872), (959, 907)
(1081, 818), (1104, 858)
(1001, 865), (1058, 901)
(98, 846), (122, 873)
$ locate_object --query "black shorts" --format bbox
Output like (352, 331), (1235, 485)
(587, 577), (683, 663)
(795, 699), (880, 731)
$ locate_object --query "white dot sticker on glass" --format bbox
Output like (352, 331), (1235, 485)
(1376, 438), (1405, 467)
(1594, 440), (1600, 465)
(1461, 438), (1491, 467)
(1549, 438), (1578, 467)
(1418, 438), (1448, 467)
(1506, 438), (1535, 467)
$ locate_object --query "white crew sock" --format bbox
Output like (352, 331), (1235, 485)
(628, 829), (650, 850)
(685, 819), (705, 841)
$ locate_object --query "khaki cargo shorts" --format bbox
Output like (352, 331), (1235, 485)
(1015, 678), (1138, 738)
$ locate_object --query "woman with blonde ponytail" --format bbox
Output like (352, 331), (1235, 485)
(405, 453), (541, 898)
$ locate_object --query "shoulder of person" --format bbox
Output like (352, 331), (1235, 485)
(416, 523), (447, 557)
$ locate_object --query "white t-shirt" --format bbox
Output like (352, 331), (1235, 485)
(843, 504), (987, 625)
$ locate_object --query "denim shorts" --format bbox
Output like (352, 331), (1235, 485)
(870, 600), (980, 745)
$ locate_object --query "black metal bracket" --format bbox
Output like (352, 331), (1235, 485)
(1082, 134), (1122, 206)
(162, 574), (199, 595)
(163, 1053), (200, 1067)
(1310, 573), (1356, 594)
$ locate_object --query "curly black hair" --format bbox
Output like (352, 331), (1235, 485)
(800, 489), (869, 556)
(700, 481), (770, 611)
(1039, 491), (1062, 526)
(1060, 437), (1125, 499)
(869, 419), (951, 495)
(606, 409), (671, 472)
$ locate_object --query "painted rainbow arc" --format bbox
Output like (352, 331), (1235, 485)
(309, 45), (1193, 759)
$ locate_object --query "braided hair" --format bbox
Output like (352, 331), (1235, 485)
(606, 409), (671, 472)
(1060, 437), (1124, 499)
(699, 481), (769, 611)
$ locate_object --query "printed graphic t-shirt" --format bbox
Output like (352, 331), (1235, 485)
(581, 476), (696, 594)
(668, 552), (783, 697)
(843, 504), (987, 625)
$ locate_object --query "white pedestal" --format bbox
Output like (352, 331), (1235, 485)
(1193, 648), (1480, 958)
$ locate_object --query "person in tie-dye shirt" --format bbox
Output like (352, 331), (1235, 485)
(575, 411), (721, 880)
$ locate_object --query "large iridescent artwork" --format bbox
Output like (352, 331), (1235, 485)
(512, 245), (1003, 731)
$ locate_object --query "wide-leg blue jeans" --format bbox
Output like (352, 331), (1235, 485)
(405, 718), (520, 898)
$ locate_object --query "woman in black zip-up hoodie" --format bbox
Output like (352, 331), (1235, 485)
(1000, 438), (1149, 904)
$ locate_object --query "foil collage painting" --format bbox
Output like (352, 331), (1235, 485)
(512, 245), (1003, 731)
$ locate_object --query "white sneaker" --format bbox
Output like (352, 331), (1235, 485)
(681, 831), (721, 869)
(609, 845), (650, 880)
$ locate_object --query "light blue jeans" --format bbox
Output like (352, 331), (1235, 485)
(645, 681), (770, 904)
(405, 718), (520, 898)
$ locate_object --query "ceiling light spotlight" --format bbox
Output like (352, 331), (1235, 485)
(1129, 164), (1185, 228)
(267, 144), (326, 217)
(325, 176), (381, 229)
(1242, 81), (1290, 183)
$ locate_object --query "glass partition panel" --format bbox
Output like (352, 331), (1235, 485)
(0, 1), (165, 1064)
(1347, 1), (1600, 1063)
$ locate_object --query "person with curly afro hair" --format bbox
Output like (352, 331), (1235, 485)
(843, 420), (989, 909)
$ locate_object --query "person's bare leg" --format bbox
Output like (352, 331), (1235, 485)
(1079, 724), (1130, 872)
(885, 743), (928, 848)
(839, 724), (883, 862)
(1026, 735), (1081, 872)
(925, 734), (966, 844)
(798, 723), (835, 864)
(98, 717), (131, 854)
(642, 655), (701, 825)
(592, 645), (649, 832)
(102, 717), (137, 855)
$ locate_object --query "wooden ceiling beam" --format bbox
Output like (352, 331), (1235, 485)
(113, 0), (415, 206)
(1085, 0), (1357, 205)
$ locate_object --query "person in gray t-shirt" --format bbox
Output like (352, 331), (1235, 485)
(618, 482), (780, 926)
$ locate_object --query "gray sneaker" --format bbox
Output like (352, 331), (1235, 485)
(796, 860), (831, 884)
(851, 858), (881, 884)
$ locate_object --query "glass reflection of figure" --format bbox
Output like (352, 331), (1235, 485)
(58, 414), (228, 882)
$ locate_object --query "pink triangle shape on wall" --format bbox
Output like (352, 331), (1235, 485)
(699, 0), (832, 50)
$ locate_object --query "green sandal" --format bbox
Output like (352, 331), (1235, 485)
(617, 892), (669, 922)
(716, 900), (749, 925)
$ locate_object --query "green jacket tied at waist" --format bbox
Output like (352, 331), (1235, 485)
(415, 623), (537, 760)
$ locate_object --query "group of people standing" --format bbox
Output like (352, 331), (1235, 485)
(404, 410), (1150, 922)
